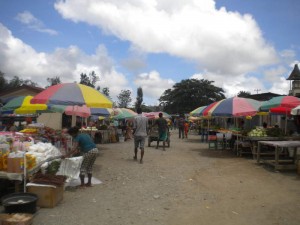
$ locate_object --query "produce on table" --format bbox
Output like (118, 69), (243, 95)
(247, 127), (267, 137)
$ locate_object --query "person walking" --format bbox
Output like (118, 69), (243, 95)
(133, 108), (148, 164)
(64, 126), (99, 188)
(184, 121), (189, 138)
(155, 112), (168, 151)
(178, 114), (185, 139)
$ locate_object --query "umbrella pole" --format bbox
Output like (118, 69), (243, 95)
(285, 110), (288, 135)
(23, 151), (27, 192)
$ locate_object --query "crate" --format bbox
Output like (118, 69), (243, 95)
(26, 184), (64, 208)
(0, 213), (33, 225)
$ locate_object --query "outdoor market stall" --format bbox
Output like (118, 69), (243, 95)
(257, 140), (300, 170)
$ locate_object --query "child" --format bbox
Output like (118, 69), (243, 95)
(184, 121), (189, 138)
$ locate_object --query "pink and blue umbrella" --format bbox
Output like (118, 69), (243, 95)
(209, 97), (261, 117)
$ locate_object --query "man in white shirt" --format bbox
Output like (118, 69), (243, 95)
(133, 108), (148, 164)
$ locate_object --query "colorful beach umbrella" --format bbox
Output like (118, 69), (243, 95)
(113, 108), (137, 120)
(209, 97), (261, 117)
(143, 111), (171, 119)
(202, 100), (225, 117)
(2, 95), (47, 114)
(90, 108), (115, 116)
(269, 106), (291, 115)
(189, 106), (208, 116)
(260, 96), (300, 112)
(31, 83), (113, 108)
(291, 105), (300, 115)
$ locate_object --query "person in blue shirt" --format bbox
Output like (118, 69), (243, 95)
(64, 126), (99, 188)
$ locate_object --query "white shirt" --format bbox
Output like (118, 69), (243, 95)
(133, 114), (148, 137)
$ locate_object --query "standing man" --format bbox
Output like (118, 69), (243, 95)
(155, 112), (168, 151)
(178, 113), (185, 139)
(133, 108), (148, 164)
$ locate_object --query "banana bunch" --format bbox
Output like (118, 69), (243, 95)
(20, 128), (38, 133)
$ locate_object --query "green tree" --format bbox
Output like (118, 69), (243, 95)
(135, 87), (143, 110)
(159, 79), (225, 114)
(117, 90), (132, 108)
(237, 91), (251, 98)
(46, 76), (61, 87)
(79, 71), (99, 88)
(102, 87), (110, 97)
(0, 71), (7, 92)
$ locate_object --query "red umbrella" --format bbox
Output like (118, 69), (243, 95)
(260, 96), (300, 111)
(269, 106), (291, 115)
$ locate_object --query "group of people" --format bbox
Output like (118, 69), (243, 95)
(63, 109), (189, 187)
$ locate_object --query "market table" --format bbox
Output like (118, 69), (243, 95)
(243, 136), (286, 159)
(257, 140), (300, 170)
(0, 155), (61, 192)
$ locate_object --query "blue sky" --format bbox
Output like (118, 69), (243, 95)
(0, 0), (299, 106)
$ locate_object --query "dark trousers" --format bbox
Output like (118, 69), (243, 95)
(178, 127), (184, 139)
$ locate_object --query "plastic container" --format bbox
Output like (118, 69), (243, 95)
(1, 192), (38, 214)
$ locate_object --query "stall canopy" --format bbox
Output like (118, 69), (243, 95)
(31, 83), (113, 108)
(201, 97), (261, 117)
(189, 106), (208, 117)
(291, 105), (300, 115)
(143, 112), (171, 119)
(2, 95), (47, 114)
(260, 96), (300, 112)
(113, 108), (137, 120)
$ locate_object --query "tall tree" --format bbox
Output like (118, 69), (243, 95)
(79, 71), (99, 88)
(159, 79), (225, 114)
(117, 90), (132, 108)
(237, 91), (251, 98)
(0, 71), (7, 92)
(135, 87), (143, 110)
(102, 87), (110, 97)
(46, 76), (61, 87)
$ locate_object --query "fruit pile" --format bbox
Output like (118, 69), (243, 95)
(247, 127), (267, 137)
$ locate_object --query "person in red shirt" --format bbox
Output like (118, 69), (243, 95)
(184, 121), (189, 138)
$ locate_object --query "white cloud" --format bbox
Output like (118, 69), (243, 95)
(55, 0), (279, 76)
(134, 71), (175, 104)
(0, 23), (129, 101)
(15, 11), (58, 35)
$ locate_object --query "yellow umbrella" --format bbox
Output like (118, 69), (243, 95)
(2, 95), (47, 114)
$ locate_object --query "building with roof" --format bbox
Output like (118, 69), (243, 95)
(0, 85), (44, 104)
(286, 64), (300, 97)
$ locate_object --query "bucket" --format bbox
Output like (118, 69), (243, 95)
(119, 136), (125, 142)
(1, 192), (38, 214)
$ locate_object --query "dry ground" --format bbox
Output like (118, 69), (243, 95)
(20, 130), (300, 224)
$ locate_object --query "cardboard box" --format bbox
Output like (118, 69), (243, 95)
(0, 213), (33, 225)
(26, 184), (64, 208)
(7, 158), (24, 173)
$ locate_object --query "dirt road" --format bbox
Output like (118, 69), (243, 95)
(32, 130), (300, 225)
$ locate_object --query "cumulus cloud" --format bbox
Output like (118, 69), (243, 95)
(55, 0), (279, 76)
(15, 11), (58, 35)
(0, 23), (129, 100)
(134, 71), (175, 104)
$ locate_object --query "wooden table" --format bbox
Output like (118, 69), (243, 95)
(257, 140), (300, 170)
(244, 136), (286, 159)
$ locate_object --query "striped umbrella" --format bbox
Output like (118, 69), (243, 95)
(31, 83), (113, 108)
(210, 97), (261, 117)
(113, 108), (137, 120)
(143, 111), (171, 119)
(2, 95), (47, 114)
(260, 96), (300, 112)
(189, 106), (208, 116)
